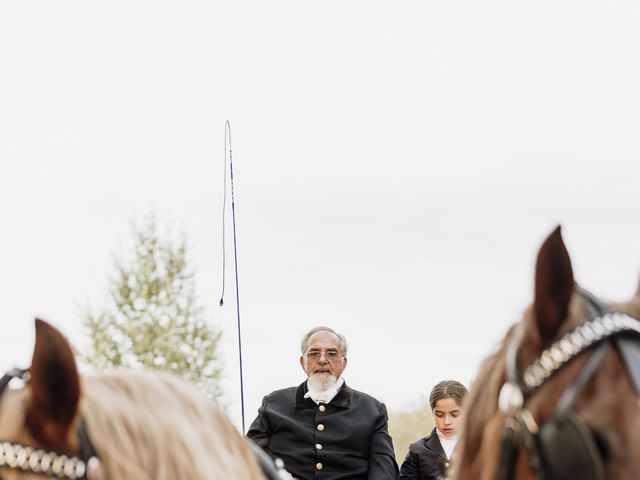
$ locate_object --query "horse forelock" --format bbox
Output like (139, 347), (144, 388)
(0, 389), (56, 480)
(0, 388), (32, 444)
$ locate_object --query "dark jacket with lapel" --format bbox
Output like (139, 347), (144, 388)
(247, 381), (399, 480)
(398, 428), (449, 480)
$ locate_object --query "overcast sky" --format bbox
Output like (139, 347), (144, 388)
(1, 0), (639, 429)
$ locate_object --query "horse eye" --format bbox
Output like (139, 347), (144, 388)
(590, 428), (611, 463)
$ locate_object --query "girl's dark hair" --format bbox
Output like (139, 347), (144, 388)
(429, 380), (468, 409)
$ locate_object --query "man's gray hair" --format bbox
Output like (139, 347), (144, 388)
(300, 326), (348, 356)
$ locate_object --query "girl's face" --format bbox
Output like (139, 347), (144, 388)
(432, 397), (463, 438)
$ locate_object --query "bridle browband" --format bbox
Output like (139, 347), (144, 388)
(0, 368), (101, 480)
(496, 288), (640, 480)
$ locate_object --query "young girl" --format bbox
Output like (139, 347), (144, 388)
(399, 380), (468, 480)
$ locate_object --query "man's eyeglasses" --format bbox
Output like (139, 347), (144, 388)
(305, 350), (343, 362)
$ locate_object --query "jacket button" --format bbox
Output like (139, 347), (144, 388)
(445, 462), (450, 468)
(316, 443), (323, 450)
(319, 405), (326, 412)
(317, 424), (325, 431)
(316, 463), (323, 470)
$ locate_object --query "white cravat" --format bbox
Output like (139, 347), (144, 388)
(436, 430), (458, 459)
(304, 377), (345, 404)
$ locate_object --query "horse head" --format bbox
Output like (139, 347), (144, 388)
(0, 319), (267, 480)
(451, 226), (640, 480)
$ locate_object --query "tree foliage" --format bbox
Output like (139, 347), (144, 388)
(83, 215), (222, 398)
(388, 401), (435, 464)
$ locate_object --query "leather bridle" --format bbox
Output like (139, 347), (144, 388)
(0, 368), (101, 480)
(495, 288), (640, 480)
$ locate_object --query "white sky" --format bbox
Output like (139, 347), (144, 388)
(1, 1), (639, 429)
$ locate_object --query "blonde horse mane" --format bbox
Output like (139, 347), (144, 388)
(80, 370), (265, 480)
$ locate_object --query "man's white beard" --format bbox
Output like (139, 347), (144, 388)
(307, 372), (337, 392)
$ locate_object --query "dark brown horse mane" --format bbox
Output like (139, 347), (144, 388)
(452, 328), (510, 480)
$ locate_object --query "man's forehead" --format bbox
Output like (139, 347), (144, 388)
(307, 331), (341, 348)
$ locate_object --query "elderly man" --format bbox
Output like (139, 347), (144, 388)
(247, 326), (399, 480)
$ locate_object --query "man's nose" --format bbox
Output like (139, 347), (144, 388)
(444, 415), (452, 425)
(318, 352), (328, 363)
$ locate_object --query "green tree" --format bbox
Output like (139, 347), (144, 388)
(83, 215), (222, 398)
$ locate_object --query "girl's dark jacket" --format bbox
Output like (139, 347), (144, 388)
(399, 428), (450, 480)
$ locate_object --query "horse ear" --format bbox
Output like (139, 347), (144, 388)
(25, 319), (81, 451)
(533, 226), (575, 343)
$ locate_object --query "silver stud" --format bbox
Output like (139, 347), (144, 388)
(603, 315), (615, 333)
(569, 331), (584, 351)
(40, 453), (52, 471)
(559, 339), (572, 356)
(86, 457), (104, 480)
(583, 324), (596, 342)
(7, 446), (18, 468)
(550, 346), (564, 363)
(65, 458), (77, 478)
(29, 450), (43, 472)
(52, 455), (64, 475)
(498, 382), (524, 412)
(75, 460), (87, 479)
(523, 372), (535, 388)
(532, 364), (545, 383)
(540, 351), (556, 370)
(592, 321), (605, 337)
(17, 446), (29, 468)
